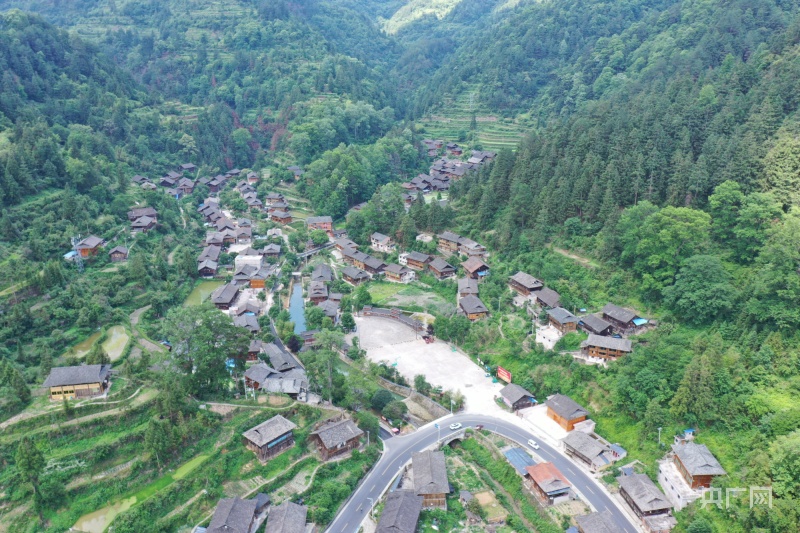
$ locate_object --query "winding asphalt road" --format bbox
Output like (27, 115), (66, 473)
(325, 413), (638, 533)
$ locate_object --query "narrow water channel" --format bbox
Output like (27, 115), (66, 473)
(289, 282), (306, 333)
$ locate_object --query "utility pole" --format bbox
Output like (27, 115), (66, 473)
(367, 497), (374, 518)
(366, 430), (370, 447)
(658, 427), (662, 447)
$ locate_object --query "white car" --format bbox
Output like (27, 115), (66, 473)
(528, 438), (540, 450)
(449, 423), (462, 430)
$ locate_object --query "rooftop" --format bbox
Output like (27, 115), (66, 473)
(376, 490), (423, 533)
(602, 303), (639, 324)
(459, 295), (488, 315)
(526, 462), (571, 494)
(412, 450), (449, 495)
(575, 510), (618, 533)
(499, 383), (534, 404)
(617, 473), (672, 514)
(43, 364), (111, 388)
(546, 393), (588, 421)
(580, 314), (613, 333)
(672, 442), (726, 476)
(509, 271), (542, 290)
(242, 415), (297, 447)
(264, 501), (307, 533)
(311, 418), (364, 449)
(581, 334), (632, 352)
(207, 497), (257, 533)
(547, 307), (578, 324)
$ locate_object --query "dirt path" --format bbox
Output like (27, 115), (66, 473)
(129, 305), (165, 354)
(167, 248), (177, 266)
(129, 305), (151, 326)
(549, 245), (600, 269)
(180, 206), (187, 229)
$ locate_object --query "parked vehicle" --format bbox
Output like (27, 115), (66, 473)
(528, 439), (540, 450)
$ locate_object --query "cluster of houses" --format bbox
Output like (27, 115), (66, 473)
(307, 263), (343, 325)
(200, 197), (254, 249)
(64, 234), (131, 264)
(508, 271), (649, 361)
(127, 206), (158, 233)
(198, 495), (310, 533)
(243, 343), (309, 401)
(132, 163), (256, 199)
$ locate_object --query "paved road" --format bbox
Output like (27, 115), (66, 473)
(325, 413), (638, 533)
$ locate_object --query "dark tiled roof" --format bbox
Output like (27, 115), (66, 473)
(438, 231), (461, 242)
(342, 266), (369, 281)
(376, 490), (423, 533)
(535, 287), (561, 308)
(580, 314), (613, 334)
(108, 246), (128, 256)
(405, 251), (430, 263)
(244, 363), (279, 385)
(499, 383), (533, 404)
(461, 256), (489, 273)
(311, 264), (334, 282)
(575, 510), (618, 533)
(581, 334), (632, 352)
(457, 277), (478, 294)
(412, 450), (448, 495)
(311, 418), (364, 449)
(546, 393), (588, 421)
(459, 295), (488, 315)
(211, 283), (240, 305)
(371, 232), (391, 244)
(602, 303), (638, 324)
(428, 257), (455, 273)
(76, 235), (103, 249)
(307, 216), (332, 225)
(43, 364), (111, 388)
(242, 415), (297, 447)
(562, 430), (609, 460)
(317, 299), (339, 317)
(617, 474), (672, 514)
(264, 501), (307, 533)
(672, 442), (726, 476)
(547, 307), (578, 324)
(207, 497), (256, 533)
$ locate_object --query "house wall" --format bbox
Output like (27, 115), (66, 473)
(547, 406), (586, 431)
(110, 253), (127, 262)
(437, 239), (459, 253)
(313, 435), (360, 460)
(549, 316), (577, 333)
(406, 259), (427, 270)
(673, 456), (715, 489)
(509, 279), (534, 296)
(421, 493), (447, 510)
(250, 279), (266, 289)
(466, 311), (487, 321)
(49, 382), (104, 400)
(584, 345), (629, 359)
(245, 433), (295, 462)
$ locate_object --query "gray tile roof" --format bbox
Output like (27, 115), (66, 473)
(307, 216), (332, 225)
(207, 497), (256, 533)
(428, 257), (455, 273)
(385, 263), (410, 276)
(580, 314), (613, 334)
(364, 256), (387, 271)
(76, 235), (103, 249)
(412, 450), (449, 495)
(438, 231), (461, 242)
(459, 295), (488, 315)
(342, 266), (369, 281)
(672, 442), (726, 476)
(244, 363), (279, 385)
(317, 299), (339, 317)
(461, 256), (488, 273)
(264, 343), (300, 371)
(108, 246), (128, 256)
(581, 334), (632, 352)
(311, 264), (333, 282)
(602, 303), (638, 324)
(547, 307), (578, 324)
(371, 232), (391, 244)
(617, 473), (672, 514)
(499, 383), (534, 404)
(526, 462), (571, 494)
(233, 314), (260, 332)
(575, 510), (618, 533)
(509, 271), (543, 290)
(243, 415), (297, 447)
(43, 364), (111, 388)
(265, 501), (307, 533)
(535, 287), (561, 308)
(211, 283), (240, 305)
(309, 280), (328, 299)
(457, 277), (478, 295)
(546, 394), (588, 421)
(405, 251), (431, 263)
(562, 430), (610, 460)
(376, 490), (423, 533)
(312, 418), (364, 449)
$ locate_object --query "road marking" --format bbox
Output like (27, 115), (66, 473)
(585, 486), (595, 495)
(371, 484), (376, 491)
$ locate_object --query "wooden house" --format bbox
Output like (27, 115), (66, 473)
(265, 502), (308, 533)
(563, 431), (615, 472)
(376, 490), (423, 533)
(363, 255), (387, 275)
(335, 238), (358, 251)
(180, 163), (196, 173)
(371, 232), (396, 253)
(311, 264), (334, 283)
(508, 271), (543, 296)
(499, 383), (536, 411)
(546, 393), (588, 431)
(446, 142), (462, 156)
(242, 415), (297, 462)
(108, 246), (128, 262)
(317, 299), (339, 323)
(461, 256), (489, 280)
(342, 266), (370, 285)
(428, 257), (456, 280)
(211, 283), (240, 310)
(384, 264), (415, 283)
(287, 165), (304, 178)
(458, 237), (487, 258)
(437, 231), (461, 254)
(310, 417), (364, 460)
(198, 260), (218, 278)
(264, 192), (285, 205)
(309, 281), (329, 303)
(270, 210), (293, 224)
(207, 497), (258, 533)
(131, 215), (156, 233)
(580, 334), (632, 360)
(671, 442), (726, 489)
(617, 474), (675, 530)
(177, 177), (195, 195)
(75, 235), (103, 257)
(580, 314), (614, 336)
(307, 215), (333, 236)
(412, 450), (449, 510)
(127, 207), (158, 221)
(403, 251), (431, 271)
(534, 287), (561, 309)
(459, 295), (489, 321)
(525, 463), (571, 505)
(43, 364), (111, 400)
(457, 277), (478, 297)
(547, 307), (579, 333)
(575, 511), (618, 533)
(602, 303), (641, 334)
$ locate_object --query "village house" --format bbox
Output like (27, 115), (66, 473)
(581, 334), (633, 360)
(248, 266), (274, 289)
(310, 417), (364, 460)
(127, 207), (158, 221)
(262, 243), (281, 258)
(180, 163), (196, 173)
(108, 246), (128, 262)
(247, 339), (263, 361)
(499, 383), (536, 411)
(264, 501), (308, 533)
(307, 215), (334, 236)
(206, 496), (265, 533)
(311, 264), (334, 283)
(534, 287), (561, 309)
(459, 294), (489, 321)
(242, 415), (297, 462)
(308, 281), (329, 303)
(508, 271), (544, 296)
(546, 393), (588, 431)
(198, 259), (218, 278)
(402, 251), (431, 271)
(131, 174), (149, 185)
(233, 314), (260, 334)
(342, 265), (370, 286)
(270, 210), (293, 224)
(43, 364), (112, 400)
(287, 165), (304, 178)
(177, 177), (195, 195)
(412, 450), (449, 510)
(548, 307), (579, 334)
(575, 510), (618, 533)
(247, 171), (259, 184)
(428, 257), (456, 280)
(602, 303), (643, 334)
(141, 181), (157, 191)
(347, 250), (371, 270)
(461, 256), (490, 280)
(437, 231), (461, 254)
(580, 314), (614, 336)
(317, 299), (339, 323)
(384, 263), (415, 283)
(267, 201), (289, 213)
(446, 142), (463, 156)
(264, 192), (285, 205)
(458, 237), (487, 258)
(525, 462), (571, 505)
(371, 232), (396, 253)
(131, 215), (156, 233)
(211, 283), (240, 310)
(75, 235), (103, 257)
(562, 431), (624, 472)
(376, 490), (423, 533)
(334, 238), (358, 251)
(264, 343), (302, 372)
(198, 245), (221, 263)
(617, 474), (676, 532)
(244, 363), (308, 400)
(671, 442), (726, 489)
(457, 277), (479, 298)
(363, 255), (387, 275)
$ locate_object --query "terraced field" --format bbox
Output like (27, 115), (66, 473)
(417, 89), (532, 152)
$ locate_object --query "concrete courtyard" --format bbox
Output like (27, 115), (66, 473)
(351, 316), (505, 414)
